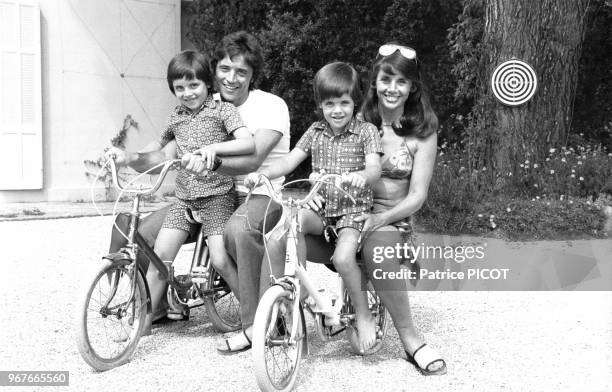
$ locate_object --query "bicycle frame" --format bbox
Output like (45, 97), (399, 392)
(104, 158), (188, 316)
(254, 174), (355, 343)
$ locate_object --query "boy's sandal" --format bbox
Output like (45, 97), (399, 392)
(217, 330), (252, 355)
(405, 343), (447, 376)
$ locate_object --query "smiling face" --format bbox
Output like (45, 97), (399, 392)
(172, 77), (208, 111)
(215, 55), (253, 106)
(375, 70), (413, 113)
(320, 93), (355, 134)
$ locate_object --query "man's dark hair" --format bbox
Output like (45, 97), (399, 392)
(212, 31), (264, 90)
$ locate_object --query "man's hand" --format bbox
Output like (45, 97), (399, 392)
(341, 172), (367, 188)
(104, 147), (129, 166)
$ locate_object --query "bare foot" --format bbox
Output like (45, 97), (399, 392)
(355, 314), (377, 353)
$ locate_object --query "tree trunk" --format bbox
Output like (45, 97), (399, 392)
(474, 0), (590, 182)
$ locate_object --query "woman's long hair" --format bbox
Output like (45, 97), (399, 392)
(361, 48), (438, 138)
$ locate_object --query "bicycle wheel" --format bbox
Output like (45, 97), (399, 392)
(76, 260), (147, 371)
(252, 285), (305, 392)
(203, 267), (241, 332)
(346, 281), (389, 355)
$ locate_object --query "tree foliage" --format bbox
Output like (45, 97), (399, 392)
(185, 0), (610, 182)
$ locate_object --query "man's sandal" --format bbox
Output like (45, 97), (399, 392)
(405, 343), (447, 376)
(217, 330), (252, 355)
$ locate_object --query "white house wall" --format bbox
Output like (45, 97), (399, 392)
(0, 0), (181, 202)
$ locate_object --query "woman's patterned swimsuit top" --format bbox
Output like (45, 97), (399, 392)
(380, 138), (413, 180)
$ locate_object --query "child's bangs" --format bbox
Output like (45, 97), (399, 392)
(318, 77), (352, 101)
(169, 63), (198, 83)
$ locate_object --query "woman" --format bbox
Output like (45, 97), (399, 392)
(353, 43), (447, 375)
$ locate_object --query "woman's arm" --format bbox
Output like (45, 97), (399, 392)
(380, 132), (437, 223)
(357, 132), (437, 231)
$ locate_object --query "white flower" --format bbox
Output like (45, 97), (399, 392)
(571, 169), (576, 173)
(550, 170), (555, 174)
(525, 160), (530, 164)
(571, 174), (575, 178)
(519, 164), (524, 168)
(577, 161), (582, 165)
(546, 202), (551, 206)
(561, 158), (567, 163)
(549, 148), (556, 153)
(489, 214), (495, 219)
(536, 196), (540, 200)
(534, 184), (538, 188)
(579, 176), (584, 181)
(569, 200), (573, 204)
(546, 158), (550, 162)
(533, 163), (539, 168)
(506, 207), (511, 212)
(477, 214), (483, 218)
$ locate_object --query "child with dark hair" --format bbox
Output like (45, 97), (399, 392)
(107, 50), (254, 322)
(245, 61), (382, 353)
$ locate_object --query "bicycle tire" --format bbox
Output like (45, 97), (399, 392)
(203, 268), (241, 333)
(76, 260), (147, 371)
(252, 285), (305, 392)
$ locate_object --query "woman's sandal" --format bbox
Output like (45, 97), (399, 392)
(217, 330), (252, 355)
(405, 343), (447, 376)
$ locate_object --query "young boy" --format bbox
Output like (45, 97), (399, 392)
(108, 50), (254, 322)
(245, 62), (382, 353)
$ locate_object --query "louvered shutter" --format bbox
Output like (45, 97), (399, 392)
(0, 0), (42, 189)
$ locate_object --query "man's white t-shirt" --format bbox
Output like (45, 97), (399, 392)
(234, 89), (290, 195)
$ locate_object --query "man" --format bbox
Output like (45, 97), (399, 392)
(108, 31), (290, 339)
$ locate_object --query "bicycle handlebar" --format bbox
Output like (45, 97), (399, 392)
(248, 173), (356, 207)
(108, 157), (181, 196)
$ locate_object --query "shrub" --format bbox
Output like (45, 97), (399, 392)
(418, 140), (611, 240)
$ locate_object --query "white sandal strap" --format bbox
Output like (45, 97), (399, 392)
(412, 344), (444, 371)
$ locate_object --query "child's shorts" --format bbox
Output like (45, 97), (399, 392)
(162, 193), (237, 236)
(320, 212), (364, 232)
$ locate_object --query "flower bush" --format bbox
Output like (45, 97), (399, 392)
(417, 139), (610, 240)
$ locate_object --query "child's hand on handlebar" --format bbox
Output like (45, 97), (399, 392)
(308, 170), (324, 183)
(304, 193), (325, 212)
(104, 147), (128, 166)
(244, 172), (262, 189)
(181, 152), (207, 174)
(341, 172), (366, 188)
(194, 146), (218, 170)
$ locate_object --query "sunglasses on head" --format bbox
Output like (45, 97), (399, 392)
(378, 44), (417, 60)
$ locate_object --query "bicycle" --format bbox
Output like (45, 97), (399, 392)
(75, 158), (240, 371)
(249, 173), (389, 392)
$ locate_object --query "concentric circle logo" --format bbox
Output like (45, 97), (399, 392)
(491, 59), (538, 106)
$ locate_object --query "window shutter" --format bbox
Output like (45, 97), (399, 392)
(0, 0), (42, 190)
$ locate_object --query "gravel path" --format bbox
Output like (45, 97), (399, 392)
(1, 216), (611, 392)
